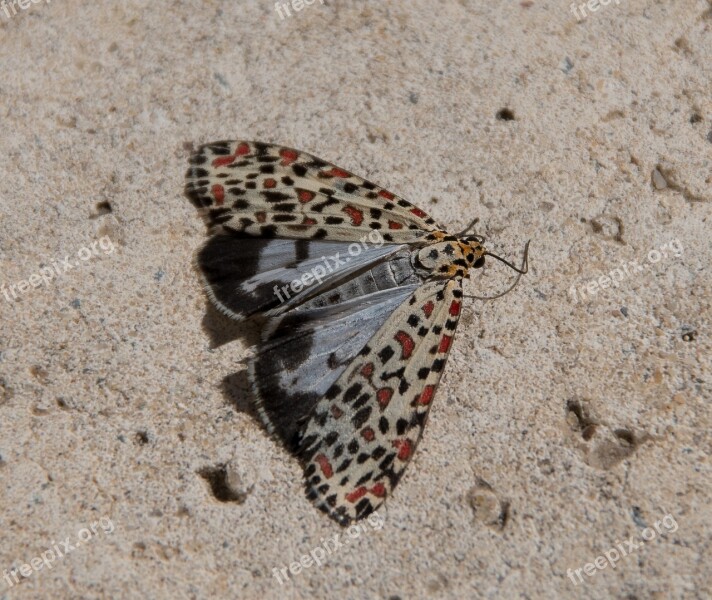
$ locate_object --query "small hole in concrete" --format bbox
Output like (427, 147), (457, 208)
(198, 465), (247, 503)
(614, 428), (635, 446)
(682, 330), (697, 342)
(496, 108), (515, 121)
(96, 201), (113, 214)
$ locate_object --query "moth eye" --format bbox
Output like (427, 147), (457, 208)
(474, 256), (486, 268)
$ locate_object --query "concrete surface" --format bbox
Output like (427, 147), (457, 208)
(1, 1), (710, 598)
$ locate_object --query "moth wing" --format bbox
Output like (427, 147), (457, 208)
(248, 284), (421, 449)
(196, 233), (407, 320)
(185, 140), (442, 243)
(297, 279), (465, 524)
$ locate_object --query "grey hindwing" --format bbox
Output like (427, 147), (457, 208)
(248, 248), (428, 449)
(196, 231), (407, 320)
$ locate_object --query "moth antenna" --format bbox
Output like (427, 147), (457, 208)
(454, 217), (480, 238)
(465, 240), (530, 301)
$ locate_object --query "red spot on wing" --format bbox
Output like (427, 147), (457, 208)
(342, 205), (364, 226)
(370, 482), (387, 497)
(297, 189), (315, 203)
(279, 148), (298, 166)
(410, 207), (427, 218)
(211, 184), (225, 206)
(212, 157), (234, 168)
(314, 454), (333, 479)
(263, 178), (276, 189)
(392, 439), (413, 461)
(346, 486), (368, 503)
(388, 220), (403, 230)
(449, 300), (461, 316)
(323, 167), (350, 178)
(360, 362), (374, 379)
(255, 211), (267, 223)
(331, 405), (344, 419)
(212, 142), (250, 167)
(376, 388), (393, 409)
(286, 215), (317, 231)
(438, 335), (452, 353)
(378, 190), (395, 200)
(394, 330), (415, 359)
(417, 385), (435, 406)
(422, 301), (434, 317)
(361, 427), (375, 442)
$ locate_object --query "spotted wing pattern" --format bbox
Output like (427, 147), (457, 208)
(186, 141), (490, 526)
(185, 140), (442, 243)
(298, 280), (464, 524)
(249, 284), (421, 451)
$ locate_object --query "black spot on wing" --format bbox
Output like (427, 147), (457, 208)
(196, 232), (285, 319)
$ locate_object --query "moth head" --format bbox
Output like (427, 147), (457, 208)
(461, 237), (487, 269)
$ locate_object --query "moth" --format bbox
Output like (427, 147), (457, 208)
(185, 141), (528, 525)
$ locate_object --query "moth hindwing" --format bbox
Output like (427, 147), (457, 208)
(187, 140), (493, 524)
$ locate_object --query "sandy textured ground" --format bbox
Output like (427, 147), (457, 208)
(1, 1), (711, 598)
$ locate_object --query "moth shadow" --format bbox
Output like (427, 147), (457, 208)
(200, 302), (282, 443)
(201, 301), (262, 349)
(221, 371), (293, 450)
(220, 370), (262, 424)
